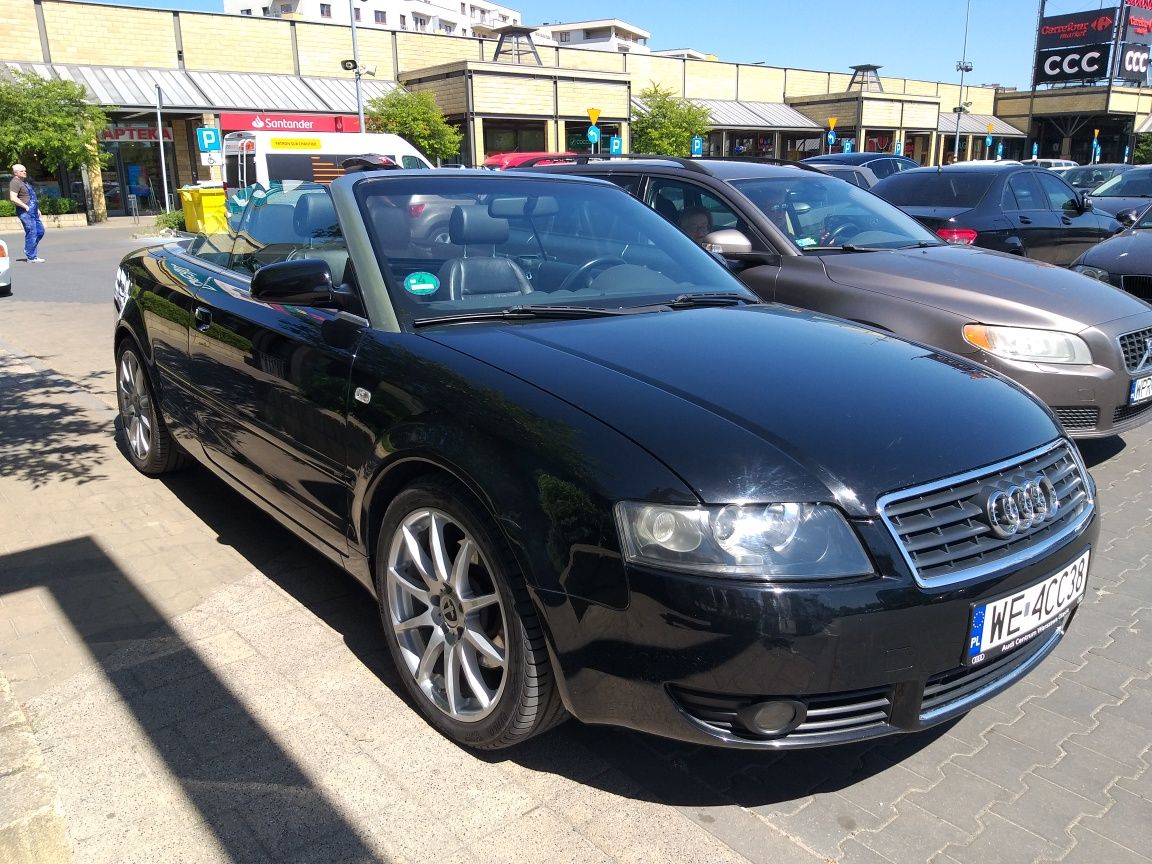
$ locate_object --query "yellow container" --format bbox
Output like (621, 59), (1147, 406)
(179, 187), (227, 233)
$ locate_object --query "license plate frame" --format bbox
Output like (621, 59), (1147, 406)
(966, 548), (1089, 667)
(1131, 374), (1152, 406)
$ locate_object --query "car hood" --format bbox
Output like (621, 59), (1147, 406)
(422, 306), (1059, 515)
(1086, 194), (1152, 216)
(821, 244), (1144, 330)
(1078, 230), (1152, 277)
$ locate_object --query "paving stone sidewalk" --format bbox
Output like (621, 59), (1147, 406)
(1, 325), (1150, 862)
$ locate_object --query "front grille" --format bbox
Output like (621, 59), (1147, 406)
(670, 685), (893, 743)
(1054, 406), (1099, 432)
(1118, 326), (1152, 373)
(1120, 276), (1152, 302)
(921, 627), (1057, 720)
(879, 440), (1093, 587)
(1114, 400), (1152, 425)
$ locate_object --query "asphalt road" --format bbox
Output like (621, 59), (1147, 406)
(1, 219), (1150, 864)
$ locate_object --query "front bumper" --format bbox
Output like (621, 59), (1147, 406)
(542, 511), (1098, 749)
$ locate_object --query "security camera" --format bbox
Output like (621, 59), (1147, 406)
(362, 64), (377, 77)
(341, 59), (357, 71)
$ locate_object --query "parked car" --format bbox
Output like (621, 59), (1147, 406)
(0, 238), (10, 296)
(481, 151), (579, 169)
(1061, 163), (1133, 192)
(1022, 158), (1079, 172)
(871, 163), (1121, 267)
(809, 162), (881, 189)
(1084, 165), (1152, 217)
(521, 156), (1152, 437)
(115, 170), (1097, 751)
(802, 152), (920, 180)
(1071, 204), (1152, 308)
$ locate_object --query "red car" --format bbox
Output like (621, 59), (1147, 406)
(481, 151), (578, 170)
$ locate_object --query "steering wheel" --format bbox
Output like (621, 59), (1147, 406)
(557, 257), (626, 292)
(825, 220), (863, 245)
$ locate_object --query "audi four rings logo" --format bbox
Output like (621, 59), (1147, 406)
(1044, 50), (1104, 76)
(984, 477), (1060, 539)
(1139, 338), (1152, 371)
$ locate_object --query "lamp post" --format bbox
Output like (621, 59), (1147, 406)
(952, 0), (973, 163)
(348, 0), (365, 130)
(155, 84), (170, 212)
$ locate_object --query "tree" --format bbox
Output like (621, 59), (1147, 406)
(1134, 133), (1152, 165)
(364, 89), (462, 163)
(0, 71), (109, 170)
(631, 83), (711, 157)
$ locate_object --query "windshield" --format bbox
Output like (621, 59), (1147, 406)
(871, 171), (995, 208)
(1091, 169), (1152, 198)
(1063, 166), (1122, 190)
(729, 174), (942, 252)
(355, 176), (753, 322)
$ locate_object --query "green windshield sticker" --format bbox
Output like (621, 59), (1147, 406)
(796, 237), (818, 247)
(404, 272), (440, 296)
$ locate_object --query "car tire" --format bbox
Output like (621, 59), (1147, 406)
(115, 341), (186, 476)
(375, 478), (566, 749)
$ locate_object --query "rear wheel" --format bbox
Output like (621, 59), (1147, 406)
(375, 478), (566, 749)
(115, 341), (186, 476)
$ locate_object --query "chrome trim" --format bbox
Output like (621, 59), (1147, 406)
(919, 625), (1064, 725)
(877, 439), (1095, 589)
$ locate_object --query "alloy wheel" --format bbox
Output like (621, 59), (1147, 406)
(118, 349), (153, 462)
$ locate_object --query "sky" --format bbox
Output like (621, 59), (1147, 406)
(81, 0), (1124, 92)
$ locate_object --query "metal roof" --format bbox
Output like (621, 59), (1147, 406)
(938, 112), (1025, 137)
(632, 97), (820, 130)
(1, 62), (400, 115)
(1135, 114), (1152, 134)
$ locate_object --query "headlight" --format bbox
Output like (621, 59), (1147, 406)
(1070, 264), (1111, 282)
(962, 324), (1092, 364)
(614, 502), (872, 579)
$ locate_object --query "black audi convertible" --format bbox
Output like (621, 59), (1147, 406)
(113, 170), (1096, 750)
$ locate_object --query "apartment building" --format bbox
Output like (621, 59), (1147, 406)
(222, 0), (521, 38)
(534, 19), (651, 54)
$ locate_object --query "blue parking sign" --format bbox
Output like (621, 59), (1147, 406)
(691, 136), (704, 156)
(609, 136), (622, 155)
(196, 127), (221, 152)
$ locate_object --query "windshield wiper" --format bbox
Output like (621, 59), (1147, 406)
(668, 292), (758, 308)
(837, 244), (888, 252)
(413, 305), (631, 327)
(897, 241), (944, 249)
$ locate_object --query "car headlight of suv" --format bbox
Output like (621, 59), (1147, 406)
(962, 324), (1092, 364)
(614, 502), (873, 579)
(1070, 264), (1111, 282)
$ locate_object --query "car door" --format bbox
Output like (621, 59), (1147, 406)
(1001, 172), (1061, 261)
(184, 182), (365, 560)
(1034, 170), (1112, 266)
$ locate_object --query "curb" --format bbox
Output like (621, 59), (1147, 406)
(0, 675), (73, 864)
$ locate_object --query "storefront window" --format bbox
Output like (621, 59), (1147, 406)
(483, 121), (546, 156)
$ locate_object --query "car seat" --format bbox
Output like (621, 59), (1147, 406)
(292, 193), (350, 284)
(438, 205), (532, 301)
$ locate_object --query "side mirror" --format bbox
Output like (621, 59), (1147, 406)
(1078, 193), (1093, 213)
(702, 228), (752, 255)
(1115, 208), (1140, 227)
(250, 259), (334, 306)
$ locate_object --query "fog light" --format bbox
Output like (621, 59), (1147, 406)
(735, 699), (807, 737)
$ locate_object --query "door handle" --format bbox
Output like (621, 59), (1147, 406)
(1017, 216), (1033, 224)
(1061, 216), (1073, 225)
(194, 306), (213, 332)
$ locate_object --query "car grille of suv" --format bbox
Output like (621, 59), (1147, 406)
(1118, 326), (1152, 373)
(1053, 406), (1099, 431)
(878, 440), (1093, 587)
(1115, 401), (1152, 425)
(670, 685), (893, 743)
(1120, 276), (1152, 302)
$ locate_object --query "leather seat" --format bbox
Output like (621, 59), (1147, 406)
(291, 193), (350, 284)
(438, 206), (532, 301)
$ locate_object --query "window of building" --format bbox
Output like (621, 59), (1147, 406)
(414, 15), (426, 31)
(460, 2), (465, 11)
(400, 14), (407, 28)
(319, 3), (331, 18)
(558, 32), (569, 42)
(353, 7), (360, 20)
(260, 7), (269, 15)
(374, 9), (385, 23)
(240, 8), (252, 14)
(440, 22), (455, 34)
(280, 3), (290, 12)
(500, 14), (507, 21)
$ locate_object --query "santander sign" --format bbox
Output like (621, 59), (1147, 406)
(219, 113), (361, 133)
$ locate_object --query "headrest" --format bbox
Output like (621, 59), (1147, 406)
(293, 194), (339, 239)
(488, 196), (559, 218)
(366, 199), (411, 247)
(449, 205), (509, 245)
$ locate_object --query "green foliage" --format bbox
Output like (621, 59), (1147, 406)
(0, 71), (110, 171)
(38, 196), (76, 215)
(631, 83), (711, 157)
(0, 200), (15, 218)
(1134, 134), (1152, 165)
(154, 209), (186, 231)
(364, 89), (462, 163)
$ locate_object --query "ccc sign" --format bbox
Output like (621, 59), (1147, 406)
(1035, 43), (1112, 83)
(1116, 44), (1152, 81)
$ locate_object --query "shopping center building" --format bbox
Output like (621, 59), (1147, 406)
(3, 0), (1150, 218)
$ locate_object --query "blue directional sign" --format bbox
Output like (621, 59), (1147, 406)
(997, 142), (1004, 158)
(691, 136), (704, 157)
(985, 135), (994, 147)
(195, 127), (221, 152)
(609, 135), (622, 155)
(586, 125), (601, 144)
(827, 130), (838, 146)
(1125, 144), (1131, 163)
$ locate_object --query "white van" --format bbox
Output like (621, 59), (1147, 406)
(223, 131), (433, 189)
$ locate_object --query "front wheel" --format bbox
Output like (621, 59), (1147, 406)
(115, 341), (186, 476)
(375, 478), (566, 749)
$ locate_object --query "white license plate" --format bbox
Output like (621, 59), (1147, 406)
(966, 549), (1089, 666)
(1131, 375), (1152, 405)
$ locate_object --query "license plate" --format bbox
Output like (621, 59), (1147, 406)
(966, 548), (1089, 666)
(1131, 375), (1152, 405)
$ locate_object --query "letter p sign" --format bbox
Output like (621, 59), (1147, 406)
(196, 127), (222, 152)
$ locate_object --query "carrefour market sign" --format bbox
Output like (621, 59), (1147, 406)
(219, 113), (361, 133)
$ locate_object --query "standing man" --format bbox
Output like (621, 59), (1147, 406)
(9, 164), (46, 263)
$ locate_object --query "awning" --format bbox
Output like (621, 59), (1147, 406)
(1, 62), (400, 115)
(937, 112), (1025, 137)
(1135, 113), (1152, 134)
(632, 96), (821, 130)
